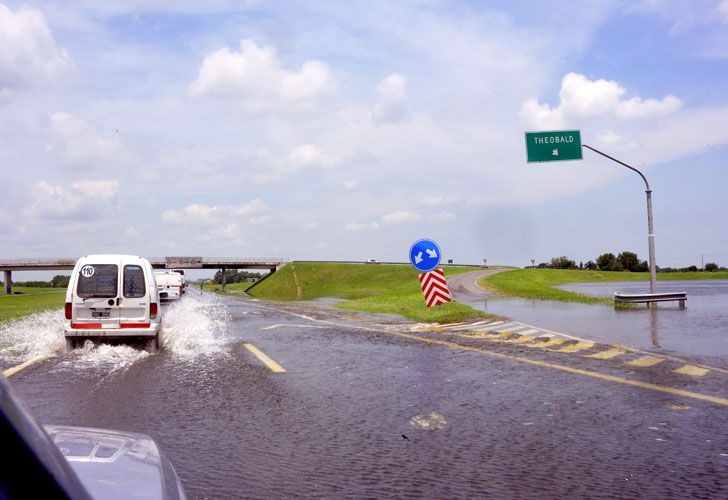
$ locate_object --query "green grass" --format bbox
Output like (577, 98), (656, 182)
(249, 262), (492, 323)
(3, 286), (62, 294)
(480, 268), (728, 305)
(0, 291), (65, 324)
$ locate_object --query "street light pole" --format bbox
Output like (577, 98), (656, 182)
(582, 144), (657, 294)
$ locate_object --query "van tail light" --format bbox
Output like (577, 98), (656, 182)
(150, 303), (158, 318)
(65, 303), (72, 320)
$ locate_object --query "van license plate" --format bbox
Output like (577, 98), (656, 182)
(92, 311), (110, 318)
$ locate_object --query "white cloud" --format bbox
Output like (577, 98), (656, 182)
(0, 207), (11, 226)
(0, 3), (73, 93)
(720, 0), (728, 24)
(188, 38), (333, 111)
(421, 194), (456, 206)
(25, 179), (119, 220)
(382, 210), (422, 224)
(431, 212), (455, 221)
(520, 72), (681, 128)
(50, 112), (123, 164)
(124, 225), (141, 239)
(344, 221), (380, 232)
(162, 199), (269, 228)
(287, 144), (339, 171)
(372, 73), (409, 124)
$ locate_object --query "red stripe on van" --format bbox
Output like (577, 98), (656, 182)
(71, 323), (102, 329)
(120, 323), (151, 329)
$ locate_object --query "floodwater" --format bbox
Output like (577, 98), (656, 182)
(469, 280), (728, 361)
(3, 292), (728, 497)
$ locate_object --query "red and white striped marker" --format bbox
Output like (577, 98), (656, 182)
(418, 268), (452, 307)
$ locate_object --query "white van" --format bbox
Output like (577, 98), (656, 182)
(64, 255), (162, 351)
(154, 271), (184, 301)
(171, 269), (186, 295)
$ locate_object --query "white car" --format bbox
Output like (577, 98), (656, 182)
(64, 255), (162, 351)
(154, 271), (184, 301)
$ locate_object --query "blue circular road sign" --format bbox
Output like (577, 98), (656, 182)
(409, 238), (442, 272)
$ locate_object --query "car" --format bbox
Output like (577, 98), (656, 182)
(64, 255), (162, 351)
(0, 373), (186, 499)
(154, 271), (184, 301)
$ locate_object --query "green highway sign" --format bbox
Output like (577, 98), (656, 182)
(525, 130), (582, 163)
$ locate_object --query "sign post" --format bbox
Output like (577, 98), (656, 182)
(523, 129), (657, 295)
(409, 238), (452, 307)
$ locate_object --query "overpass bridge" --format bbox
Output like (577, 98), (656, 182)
(0, 257), (289, 294)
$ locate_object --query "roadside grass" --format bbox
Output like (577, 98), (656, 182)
(2, 286), (62, 294)
(0, 291), (65, 324)
(480, 268), (728, 305)
(249, 262), (492, 323)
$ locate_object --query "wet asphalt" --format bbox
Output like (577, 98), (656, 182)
(5, 290), (728, 498)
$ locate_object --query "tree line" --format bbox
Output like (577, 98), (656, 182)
(0, 275), (71, 288)
(212, 269), (262, 284)
(533, 253), (725, 272)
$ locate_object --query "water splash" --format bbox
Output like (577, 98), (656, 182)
(1, 293), (233, 374)
(0, 309), (65, 364)
(161, 293), (233, 359)
(58, 340), (150, 373)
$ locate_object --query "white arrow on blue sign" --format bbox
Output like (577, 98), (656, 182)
(409, 238), (442, 272)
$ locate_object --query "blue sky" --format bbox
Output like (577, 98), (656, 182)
(1, 0), (727, 275)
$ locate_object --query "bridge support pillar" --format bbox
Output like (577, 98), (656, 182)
(3, 270), (11, 295)
(221, 268), (226, 291)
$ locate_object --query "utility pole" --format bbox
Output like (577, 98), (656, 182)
(583, 144), (657, 294)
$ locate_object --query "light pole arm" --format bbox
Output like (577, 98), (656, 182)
(582, 144), (650, 192)
(582, 143), (657, 294)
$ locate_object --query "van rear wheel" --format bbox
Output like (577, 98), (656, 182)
(144, 336), (160, 353)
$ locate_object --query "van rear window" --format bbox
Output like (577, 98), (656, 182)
(77, 264), (118, 299)
(124, 265), (146, 298)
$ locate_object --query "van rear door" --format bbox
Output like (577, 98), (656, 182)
(74, 261), (121, 327)
(119, 264), (149, 327)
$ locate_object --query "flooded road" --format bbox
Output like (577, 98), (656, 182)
(3, 290), (728, 497)
(469, 280), (728, 361)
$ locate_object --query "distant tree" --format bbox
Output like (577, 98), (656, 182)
(637, 260), (649, 272)
(607, 260), (624, 272)
(50, 275), (70, 288)
(213, 269), (262, 284)
(537, 262), (549, 268)
(596, 253), (616, 271)
(686, 265), (699, 272)
(550, 256), (577, 269)
(585, 261), (597, 270)
(705, 262), (718, 272)
(15, 280), (51, 287)
(617, 251), (640, 272)
(579, 261), (584, 270)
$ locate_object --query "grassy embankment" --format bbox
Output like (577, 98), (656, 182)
(480, 268), (728, 305)
(0, 291), (65, 324)
(248, 262), (492, 323)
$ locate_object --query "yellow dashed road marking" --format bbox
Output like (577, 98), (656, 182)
(372, 330), (728, 407)
(668, 404), (691, 411)
(588, 348), (627, 360)
(3, 355), (49, 378)
(527, 338), (567, 348)
(626, 356), (665, 368)
(275, 310), (728, 407)
(673, 365), (709, 377)
(244, 343), (286, 373)
(511, 335), (536, 344)
(558, 341), (596, 353)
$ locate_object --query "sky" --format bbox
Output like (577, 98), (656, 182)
(2, 0), (728, 277)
